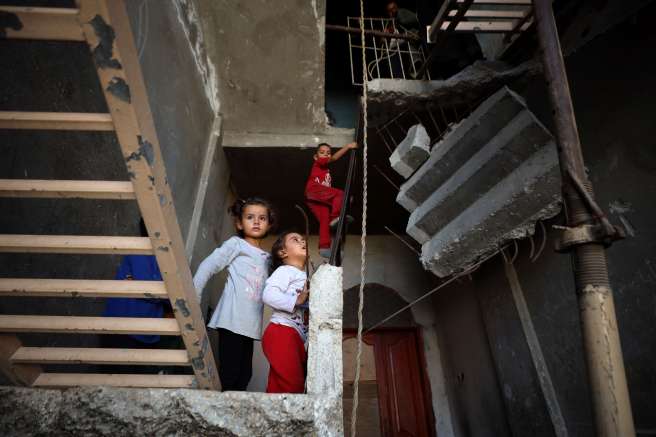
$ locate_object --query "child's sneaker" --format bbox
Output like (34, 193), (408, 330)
(329, 215), (354, 231)
(319, 248), (331, 259)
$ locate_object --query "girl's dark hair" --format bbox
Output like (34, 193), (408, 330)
(270, 230), (299, 274)
(228, 197), (277, 236)
(316, 142), (331, 152)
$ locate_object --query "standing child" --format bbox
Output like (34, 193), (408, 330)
(305, 141), (358, 258)
(262, 231), (310, 393)
(193, 197), (276, 391)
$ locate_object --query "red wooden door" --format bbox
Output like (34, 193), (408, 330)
(344, 329), (434, 437)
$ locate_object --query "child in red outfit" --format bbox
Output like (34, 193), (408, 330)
(262, 231), (310, 393)
(305, 142), (358, 258)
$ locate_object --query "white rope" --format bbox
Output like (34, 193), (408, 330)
(350, 0), (368, 434)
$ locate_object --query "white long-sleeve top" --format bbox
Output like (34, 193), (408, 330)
(193, 236), (270, 340)
(262, 265), (307, 342)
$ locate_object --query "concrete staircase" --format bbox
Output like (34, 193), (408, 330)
(393, 87), (562, 277)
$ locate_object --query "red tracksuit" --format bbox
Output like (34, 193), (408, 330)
(262, 323), (307, 393)
(305, 157), (343, 249)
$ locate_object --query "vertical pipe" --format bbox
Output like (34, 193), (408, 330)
(533, 2), (635, 436)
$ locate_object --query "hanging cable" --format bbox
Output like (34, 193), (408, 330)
(350, 0), (369, 434)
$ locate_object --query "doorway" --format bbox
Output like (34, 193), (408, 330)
(343, 328), (435, 437)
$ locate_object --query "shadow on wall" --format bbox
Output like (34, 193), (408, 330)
(343, 283), (415, 330)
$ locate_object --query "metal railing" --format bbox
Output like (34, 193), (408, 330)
(346, 16), (431, 85)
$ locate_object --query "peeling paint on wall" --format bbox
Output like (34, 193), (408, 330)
(173, 0), (220, 114)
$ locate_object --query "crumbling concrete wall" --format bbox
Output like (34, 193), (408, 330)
(189, 0), (328, 135)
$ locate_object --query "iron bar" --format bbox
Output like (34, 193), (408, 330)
(326, 23), (420, 42)
(372, 165), (400, 190)
(380, 20), (396, 79)
(428, 0), (456, 43)
(329, 148), (357, 266)
(427, 108), (443, 137)
(533, 1), (635, 435)
(384, 226), (420, 256)
(347, 18), (356, 86)
(369, 18), (382, 80)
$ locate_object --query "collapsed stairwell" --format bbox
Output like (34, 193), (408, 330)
(391, 86), (561, 277)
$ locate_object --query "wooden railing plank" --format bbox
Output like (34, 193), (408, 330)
(0, 112), (114, 131)
(0, 315), (180, 335)
(33, 373), (195, 388)
(12, 347), (190, 366)
(0, 6), (84, 41)
(0, 278), (167, 298)
(0, 179), (135, 200)
(0, 235), (153, 255)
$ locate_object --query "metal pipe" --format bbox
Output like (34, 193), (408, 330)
(533, 2), (635, 435)
(326, 23), (420, 42)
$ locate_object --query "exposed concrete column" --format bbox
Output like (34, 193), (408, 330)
(307, 264), (344, 436)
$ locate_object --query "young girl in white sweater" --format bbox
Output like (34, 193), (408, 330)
(262, 231), (310, 393)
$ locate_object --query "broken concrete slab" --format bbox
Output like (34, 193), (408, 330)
(0, 386), (343, 437)
(406, 109), (555, 244)
(397, 86), (531, 212)
(421, 145), (561, 277)
(366, 60), (541, 127)
(389, 124), (431, 179)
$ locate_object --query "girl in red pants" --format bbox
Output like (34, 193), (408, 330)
(305, 142), (358, 258)
(262, 231), (310, 393)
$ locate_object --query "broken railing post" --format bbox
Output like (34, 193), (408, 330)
(533, 1), (635, 436)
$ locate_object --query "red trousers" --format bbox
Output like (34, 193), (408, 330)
(262, 323), (307, 394)
(305, 184), (343, 249)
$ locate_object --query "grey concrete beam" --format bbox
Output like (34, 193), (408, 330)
(389, 124), (431, 179)
(223, 128), (355, 148)
(397, 86), (529, 212)
(366, 60), (541, 126)
(406, 109), (555, 244)
(421, 145), (561, 277)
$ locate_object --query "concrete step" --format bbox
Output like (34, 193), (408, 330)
(389, 124), (430, 179)
(406, 109), (555, 244)
(396, 86), (529, 212)
(394, 86), (562, 277)
(421, 145), (561, 277)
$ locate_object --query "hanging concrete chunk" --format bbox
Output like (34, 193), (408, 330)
(396, 86), (531, 212)
(394, 86), (562, 277)
(389, 124), (431, 179)
(406, 110), (556, 244)
(421, 146), (561, 277)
